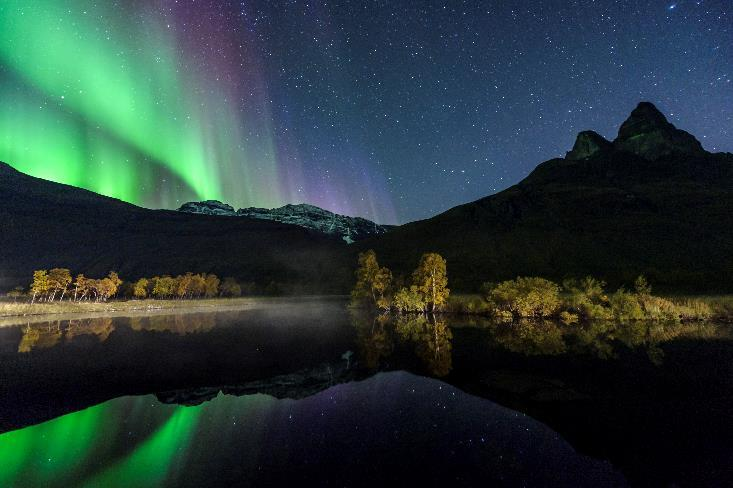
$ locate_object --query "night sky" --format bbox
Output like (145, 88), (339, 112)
(1, 1), (731, 224)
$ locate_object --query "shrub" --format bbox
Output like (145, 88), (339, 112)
(559, 311), (579, 325)
(578, 302), (613, 320)
(488, 277), (561, 318)
(494, 310), (514, 321)
(561, 276), (611, 320)
(220, 277), (242, 297)
(446, 294), (491, 314)
(639, 295), (680, 322)
(609, 289), (645, 321)
(634, 275), (652, 296)
(392, 287), (425, 313)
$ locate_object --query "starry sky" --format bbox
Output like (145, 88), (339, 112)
(0, 0), (731, 224)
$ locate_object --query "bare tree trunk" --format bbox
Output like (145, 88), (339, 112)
(431, 267), (436, 313)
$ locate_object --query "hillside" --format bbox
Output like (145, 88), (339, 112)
(0, 163), (352, 293)
(359, 103), (733, 292)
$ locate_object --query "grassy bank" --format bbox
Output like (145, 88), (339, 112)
(445, 293), (733, 323)
(0, 297), (273, 318)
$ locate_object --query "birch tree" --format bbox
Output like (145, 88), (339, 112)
(411, 253), (449, 312)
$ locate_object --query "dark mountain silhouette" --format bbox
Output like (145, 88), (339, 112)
(358, 102), (733, 292)
(1, 102), (730, 293)
(0, 162), (352, 293)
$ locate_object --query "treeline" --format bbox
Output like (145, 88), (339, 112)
(28, 269), (122, 303)
(130, 274), (240, 300)
(19, 268), (248, 303)
(352, 250), (716, 322)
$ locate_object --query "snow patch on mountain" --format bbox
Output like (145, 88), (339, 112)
(178, 201), (393, 243)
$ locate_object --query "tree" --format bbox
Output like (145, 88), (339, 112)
(176, 273), (194, 299)
(7, 286), (25, 302)
(101, 271), (123, 300)
(96, 278), (115, 301)
(152, 276), (176, 299)
(189, 273), (207, 298)
(73, 274), (89, 301)
(133, 278), (149, 299)
(48, 268), (72, 302)
(30, 270), (50, 303)
(411, 253), (449, 312)
(204, 274), (220, 298)
(351, 250), (392, 309)
(634, 275), (652, 297)
(220, 277), (242, 297)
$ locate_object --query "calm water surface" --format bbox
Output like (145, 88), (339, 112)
(0, 297), (731, 487)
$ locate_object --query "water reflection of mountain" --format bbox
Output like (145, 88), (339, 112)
(0, 372), (629, 488)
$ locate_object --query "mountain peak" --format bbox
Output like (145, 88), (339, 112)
(617, 102), (670, 140)
(614, 101), (705, 160)
(566, 131), (613, 160)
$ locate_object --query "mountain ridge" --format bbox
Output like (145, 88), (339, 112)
(178, 201), (393, 243)
(1, 102), (731, 293)
(0, 161), (353, 293)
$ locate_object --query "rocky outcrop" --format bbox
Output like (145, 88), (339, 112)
(564, 102), (707, 162)
(237, 204), (393, 243)
(156, 358), (358, 406)
(178, 201), (393, 243)
(613, 102), (705, 160)
(566, 131), (613, 160)
(177, 200), (237, 216)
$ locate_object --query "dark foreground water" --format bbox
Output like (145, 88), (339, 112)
(0, 297), (731, 487)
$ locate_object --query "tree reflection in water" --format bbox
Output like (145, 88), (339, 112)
(15, 313), (219, 353)
(18, 318), (114, 353)
(352, 312), (453, 377)
(352, 310), (731, 374)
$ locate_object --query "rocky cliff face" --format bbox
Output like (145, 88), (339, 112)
(566, 102), (706, 161)
(565, 131), (613, 160)
(178, 201), (393, 243)
(614, 102), (705, 160)
(177, 200), (237, 216)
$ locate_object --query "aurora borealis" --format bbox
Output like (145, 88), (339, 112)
(0, 375), (628, 487)
(0, 0), (396, 221)
(1, 1), (731, 223)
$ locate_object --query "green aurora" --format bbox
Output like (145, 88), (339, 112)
(0, 0), (281, 208)
(0, 393), (278, 487)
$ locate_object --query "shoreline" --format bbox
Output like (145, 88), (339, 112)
(0, 296), (347, 327)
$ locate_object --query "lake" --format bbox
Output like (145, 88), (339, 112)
(0, 297), (731, 487)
